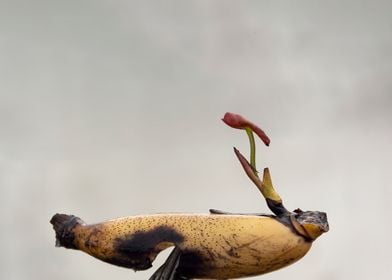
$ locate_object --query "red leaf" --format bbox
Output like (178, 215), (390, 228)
(222, 112), (270, 146)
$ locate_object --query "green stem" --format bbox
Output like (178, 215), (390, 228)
(245, 127), (257, 176)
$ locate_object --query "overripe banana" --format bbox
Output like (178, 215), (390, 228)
(50, 112), (329, 279)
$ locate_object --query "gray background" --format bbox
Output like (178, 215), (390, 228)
(1, 1), (391, 279)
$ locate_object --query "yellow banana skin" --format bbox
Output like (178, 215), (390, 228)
(51, 212), (327, 279)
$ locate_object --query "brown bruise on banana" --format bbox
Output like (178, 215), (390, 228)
(59, 213), (313, 279)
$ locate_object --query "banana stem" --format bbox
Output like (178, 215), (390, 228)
(245, 127), (257, 174)
(224, 113), (290, 216)
(237, 128), (289, 216)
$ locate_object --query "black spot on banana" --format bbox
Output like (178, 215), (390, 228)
(50, 113), (329, 279)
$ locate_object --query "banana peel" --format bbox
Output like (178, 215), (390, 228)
(50, 112), (329, 279)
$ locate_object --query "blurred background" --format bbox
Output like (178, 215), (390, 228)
(1, 1), (391, 279)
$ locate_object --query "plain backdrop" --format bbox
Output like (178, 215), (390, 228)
(1, 1), (391, 280)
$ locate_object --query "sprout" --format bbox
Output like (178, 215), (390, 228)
(223, 112), (289, 216)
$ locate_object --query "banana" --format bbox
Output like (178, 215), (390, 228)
(51, 211), (327, 279)
(50, 112), (329, 279)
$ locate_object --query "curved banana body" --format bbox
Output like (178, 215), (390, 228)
(52, 213), (314, 279)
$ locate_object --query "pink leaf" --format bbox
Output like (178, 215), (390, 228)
(222, 112), (270, 146)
